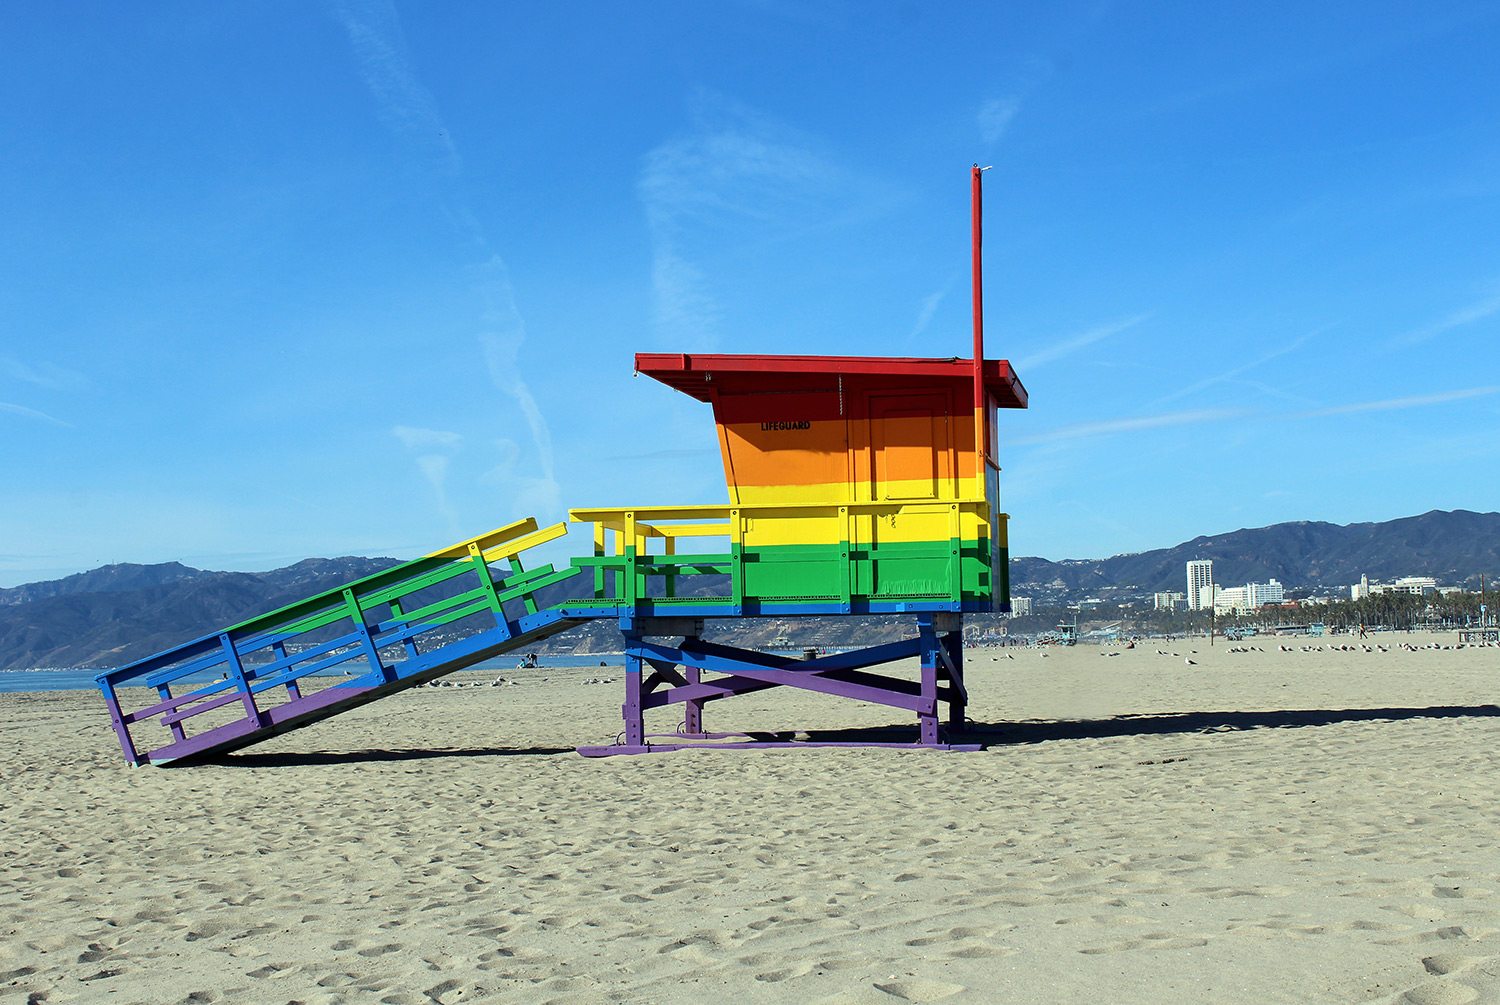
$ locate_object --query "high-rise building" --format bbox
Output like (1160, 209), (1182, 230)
(1153, 591), (1186, 611)
(1009, 597), (1033, 617)
(1214, 586), (1248, 614)
(1245, 578), (1284, 608)
(1186, 560), (1214, 610)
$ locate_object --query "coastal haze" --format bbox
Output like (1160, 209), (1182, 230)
(5, 508), (1499, 672)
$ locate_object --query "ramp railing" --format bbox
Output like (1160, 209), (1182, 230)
(96, 517), (579, 765)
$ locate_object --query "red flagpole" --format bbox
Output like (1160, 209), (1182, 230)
(971, 164), (987, 470)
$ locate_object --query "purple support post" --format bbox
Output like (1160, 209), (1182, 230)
(682, 665), (703, 736)
(943, 630), (966, 730)
(917, 615), (940, 745)
(99, 679), (142, 767)
(622, 640), (645, 746)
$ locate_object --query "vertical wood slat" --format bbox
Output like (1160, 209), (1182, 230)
(592, 522), (606, 599)
(341, 588), (391, 681)
(624, 512), (639, 609)
(219, 633), (262, 725)
(837, 505), (852, 611)
(948, 503), (963, 607)
(99, 679), (142, 767)
(729, 509), (743, 610)
(274, 641), (302, 699)
(157, 683), (187, 742)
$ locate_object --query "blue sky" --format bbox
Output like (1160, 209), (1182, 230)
(4, 2), (1500, 586)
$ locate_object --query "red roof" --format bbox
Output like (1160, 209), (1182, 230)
(634, 353), (1028, 409)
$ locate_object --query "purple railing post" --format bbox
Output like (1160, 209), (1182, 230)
(917, 615), (940, 745)
(99, 679), (143, 767)
(682, 664), (703, 735)
(622, 637), (645, 746)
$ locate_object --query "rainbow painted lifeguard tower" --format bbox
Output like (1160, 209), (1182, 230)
(95, 169), (1027, 764)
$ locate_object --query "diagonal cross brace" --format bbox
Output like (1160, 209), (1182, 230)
(629, 636), (933, 713)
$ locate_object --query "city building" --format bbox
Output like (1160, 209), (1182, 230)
(1245, 578), (1284, 608)
(1214, 579), (1286, 614)
(1352, 574), (1439, 600)
(1186, 560), (1214, 610)
(1153, 591), (1186, 611)
(1213, 586), (1248, 614)
(1009, 596), (1033, 617)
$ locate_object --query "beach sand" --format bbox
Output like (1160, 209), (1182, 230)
(2, 633), (1498, 1004)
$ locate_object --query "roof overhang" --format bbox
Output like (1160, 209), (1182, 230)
(634, 353), (1028, 409)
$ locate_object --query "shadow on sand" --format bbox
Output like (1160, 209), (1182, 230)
(205, 745), (574, 767)
(202, 703), (1500, 765)
(957, 703), (1500, 746)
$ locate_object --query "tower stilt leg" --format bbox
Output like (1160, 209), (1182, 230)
(943, 630), (966, 731)
(683, 665), (704, 735)
(917, 614), (941, 745)
(622, 641), (645, 746)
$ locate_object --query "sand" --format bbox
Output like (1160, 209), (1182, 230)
(2, 632), (1498, 1004)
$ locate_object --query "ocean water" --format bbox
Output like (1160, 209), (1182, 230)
(0, 653), (628, 694)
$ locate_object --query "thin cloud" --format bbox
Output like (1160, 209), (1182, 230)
(1296, 386), (1500, 418)
(391, 425), (462, 536)
(0, 402), (71, 427)
(977, 56), (1053, 147)
(392, 425), (462, 450)
(329, 0), (460, 172)
(480, 318), (560, 515)
(1391, 291), (1500, 347)
(1013, 408), (1244, 446)
(333, 1), (559, 523)
(910, 280), (955, 341)
(1018, 386), (1500, 448)
(0, 357), (87, 391)
(978, 97), (1021, 144)
(637, 94), (853, 349)
(1014, 314), (1151, 371)
(1153, 323), (1332, 407)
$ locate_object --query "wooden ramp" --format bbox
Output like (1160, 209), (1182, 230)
(96, 518), (585, 766)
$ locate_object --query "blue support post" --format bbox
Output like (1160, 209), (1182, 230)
(942, 629), (966, 730)
(219, 633), (262, 726)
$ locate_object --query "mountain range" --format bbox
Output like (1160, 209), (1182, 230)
(3, 508), (1497, 670)
(1010, 509), (1500, 599)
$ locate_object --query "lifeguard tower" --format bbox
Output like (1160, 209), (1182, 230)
(92, 168), (1028, 764)
(560, 351), (1026, 753)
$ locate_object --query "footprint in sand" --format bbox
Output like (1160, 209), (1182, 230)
(1079, 934), (1209, 954)
(1399, 979), (1480, 1005)
(755, 962), (816, 983)
(872, 978), (968, 1002)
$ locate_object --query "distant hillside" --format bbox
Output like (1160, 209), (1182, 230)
(1011, 509), (1500, 599)
(0, 558), (400, 670)
(4, 508), (1499, 669)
